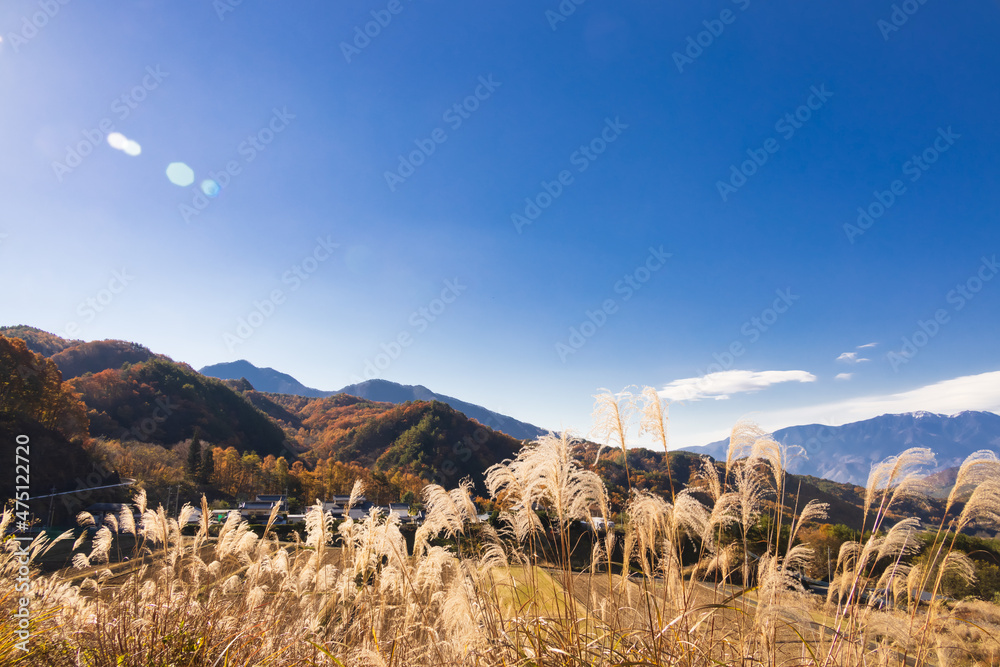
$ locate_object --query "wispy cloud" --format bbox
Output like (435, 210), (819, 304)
(760, 370), (1000, 432)
(835, 373), (853, 381)
(857, 342), (878, 349)
(836, 351), (870, 364)
(659, 370), (817, 402)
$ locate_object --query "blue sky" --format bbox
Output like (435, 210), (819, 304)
(2, 0), (999, 448)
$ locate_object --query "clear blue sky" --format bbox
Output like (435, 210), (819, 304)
(2, 0), (999, 448)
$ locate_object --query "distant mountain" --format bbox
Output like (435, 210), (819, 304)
(682, 411), (1000, 486)
(199, 360), (549, 441)
(199, 360), (331, 398)
(335, 379), (548, 442)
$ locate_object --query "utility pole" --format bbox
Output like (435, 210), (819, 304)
(46, 486), (56, 529)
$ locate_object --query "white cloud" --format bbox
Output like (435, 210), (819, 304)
(835, 373), (853, 381)
(658, 370), (817, 402)
(857, 342), (878, 349)
(759, 370), (1000, 432)
(836, 352), (870, 364)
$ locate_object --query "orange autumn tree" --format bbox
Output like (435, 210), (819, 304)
(0, 334), (89, 440)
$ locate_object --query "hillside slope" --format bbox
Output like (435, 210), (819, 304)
(259, 392), (524, 493)
(68, 359), (292, 458)
(335, 379), (548, 442)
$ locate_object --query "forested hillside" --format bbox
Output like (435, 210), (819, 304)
(0, 328), (964, 538)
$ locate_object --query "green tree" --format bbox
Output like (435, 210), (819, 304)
(187, 429), (203, 480)
(401, 490), (416, 508)
(198, 446), (214, 485)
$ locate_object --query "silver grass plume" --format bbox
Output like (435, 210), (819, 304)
(88, 526), (113, 565)
(874, 561), (912, 605)
(484, 454), (542, 544)
(790, 498), (829, 544)
(673, 488), (713, 552)
(422, 480), (479, 539)
(72, 530), (88, 551)
(637, 385), (675, 498)
(626, 490), (674, 577)
(199, 494), (210, 537)
(304, 499), (333, 559)
(946, 450), (1000, 515)
(347, 478), (365, 511)
(956, 477), (1000, 532)
(864, 447), (936, 526)
(726, 419), (769, 478)
(732, 460), (769, 530)
(590, 386), (635, 464)
(940, 550), (977, 588)
(486, 432), (607, 530)
(875, 517), (920, 562)
(695, 456), (723, 503)
(118, 504), (135, 535)
(134, 488), (147, 515)
(748, 436), (784, 486)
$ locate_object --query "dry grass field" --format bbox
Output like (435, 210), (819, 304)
(5, 388), (1000, 666)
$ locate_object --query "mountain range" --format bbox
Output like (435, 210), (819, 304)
(199, 360), (548, 441)
(4, 324), (1000, 522)
(681, 410), (1000, 486)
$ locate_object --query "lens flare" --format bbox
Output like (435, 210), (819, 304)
(201, 179), (221, 198)
(166, 162), (195, 187)
(107, 132), (128, 150)
(123, 140), (142, 156)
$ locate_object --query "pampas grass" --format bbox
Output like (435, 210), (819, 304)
(5, 386), (1000, 666)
